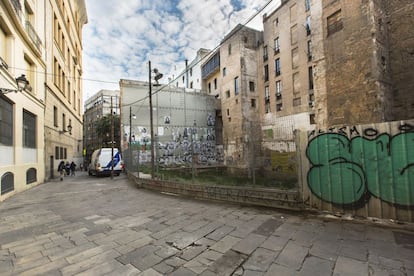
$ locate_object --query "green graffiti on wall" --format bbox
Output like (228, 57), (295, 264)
(307, 132), (414, 206)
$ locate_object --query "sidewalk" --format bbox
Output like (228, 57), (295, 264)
(0, 172), (413, 275)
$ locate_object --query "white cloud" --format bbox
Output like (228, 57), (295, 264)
(82, 0), (281, 101)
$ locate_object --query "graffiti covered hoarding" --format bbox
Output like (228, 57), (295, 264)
(301, 120), (414, 221)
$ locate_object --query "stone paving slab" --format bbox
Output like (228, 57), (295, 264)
(0, 172), (413, 275)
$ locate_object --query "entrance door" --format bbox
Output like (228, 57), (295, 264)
(50, 156), (54, 179)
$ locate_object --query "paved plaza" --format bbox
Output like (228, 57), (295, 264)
(0, 172), (413, 275)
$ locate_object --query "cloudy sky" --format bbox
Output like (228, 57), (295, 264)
(82, 0), (281, 101)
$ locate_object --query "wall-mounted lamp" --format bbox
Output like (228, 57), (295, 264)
(59, 123), (72, 135)
(0, 74), (30, 94)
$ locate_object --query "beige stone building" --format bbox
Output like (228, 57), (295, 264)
(259, 0), (414, 141)
(1, 0), (47, 200)
(44, 0), (87, 180)
(202, 24), (263, 170)
(259, 0), (315, 154)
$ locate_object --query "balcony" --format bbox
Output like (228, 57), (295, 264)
(25, 21), (42, 52)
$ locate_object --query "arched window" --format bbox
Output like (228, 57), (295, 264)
(26, 168), (37, 184)
(1, 172), (14, 195)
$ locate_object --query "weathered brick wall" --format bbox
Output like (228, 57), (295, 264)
(322, 0), (384, 126)
(387, 0), (414, 120)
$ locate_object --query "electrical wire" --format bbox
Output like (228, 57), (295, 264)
(6, 0), (276, 107)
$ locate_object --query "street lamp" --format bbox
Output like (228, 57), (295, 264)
(0, 74), (30, 94)
(148, 60), (163, 179)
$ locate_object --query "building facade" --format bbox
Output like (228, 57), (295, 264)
(258, 0), (414, 147)
(119, 79), (222, 169)
(83, 90), (120, 166)
(0, 0), (46, 200)
(44, 0), (87, 180)
(171, 48), (211, 91)
(202, 24), (263, 170)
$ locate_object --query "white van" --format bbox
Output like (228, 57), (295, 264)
(88, 148), (124, 176)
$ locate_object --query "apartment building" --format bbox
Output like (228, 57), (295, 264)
(44, 0), (87, 180)
(171, 48), (211, 91)
(202, 24), (263, 169)
(259, 0), (414, 153)
(0, 0), (46, 200)
(83, 90), (120, 165)
(258, 0), (315, 153)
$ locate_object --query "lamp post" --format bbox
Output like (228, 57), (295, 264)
(148, 61), (163, 179)
(0, 74), (30, 94)
(192, 120), (197, 183)
(110, 96), (114, 179)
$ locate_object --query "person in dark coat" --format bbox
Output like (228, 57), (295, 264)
(58, 161), (65, 181)
(65, 161), (70, 176)
(70, 161), (76, 176)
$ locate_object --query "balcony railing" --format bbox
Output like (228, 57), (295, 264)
(25, 21), (42, 52)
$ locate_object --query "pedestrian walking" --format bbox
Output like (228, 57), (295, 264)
(65, 161), (70, 176)
(57, 161), (65, 181)
(70, 161), (76, 176)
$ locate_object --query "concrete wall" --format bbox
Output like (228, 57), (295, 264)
(129, 173), (300, 211)
(297, 119), (414, 222)
(120, 80), (223, 167)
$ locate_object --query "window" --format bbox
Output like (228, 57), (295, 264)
(307, 40), (312, 61)
(274, 37), (280, 53)
(234, 77), (239, 95)
(265, 86), (270, 102)
(291, 25), (298, 45)
(214, 78), (217, 90)
(275, 58), (281, 76)
(290, 4), (297, 22)
(0, 97), (13, 146)
(189, 68), (192, 77)
(264, 65), (269, 82)
(305, 0), (311, 11)
(53, 106), (58, 127)
(190, 81), (193, 89)
(265, 101), (271, 113)
(327, 10), (343, 36)
(276, 80), (282, 100)
(182, 75), (185, 83)
(276, 103), (283, 111)
(228, 44), (232, 55)
(293, 97), (302, 106)
(310, 114), (316, 124)
(23, 110), (36, 148)
(251, 99), (256, 108)
(227, 109), (230, 116)
(306, 16), (311, 35)
(226, 90), (230, 98)
(292, 48), (299, 69)
(249, 81), (255, 92)
(263, 45), (268, 61)
(1, 25), (11, 66)
(62, 113), (66, 132)
(273, 18), (279, 29)
(308, 66), (314, 90)
(223, 67), (226, 77)
(293, 72), (301, 93)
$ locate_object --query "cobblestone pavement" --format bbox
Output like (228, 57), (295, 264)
(0, 172), (413, 276)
